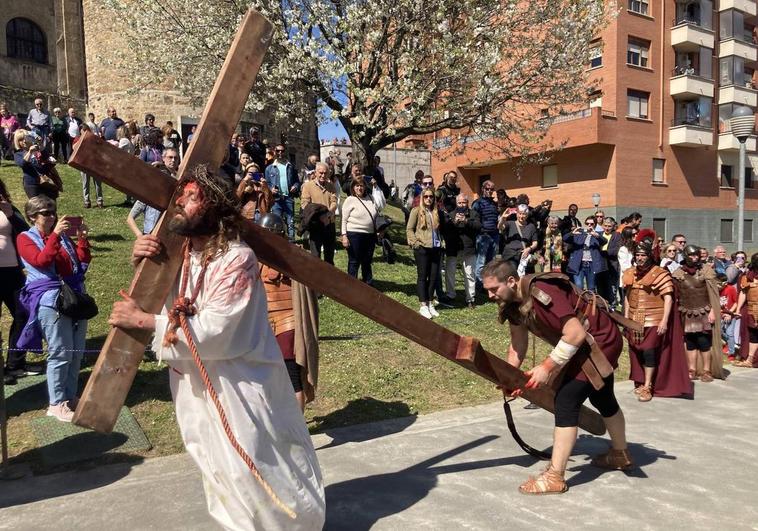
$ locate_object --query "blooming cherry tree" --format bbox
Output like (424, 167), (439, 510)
(100, 0), (610, 170)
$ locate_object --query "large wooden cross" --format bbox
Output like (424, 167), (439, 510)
(68, 9), (606, 438)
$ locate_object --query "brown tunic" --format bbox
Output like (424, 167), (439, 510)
(672, 265), (715, 333)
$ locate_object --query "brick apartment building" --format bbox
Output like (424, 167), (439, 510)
(431, 0), (758, 252)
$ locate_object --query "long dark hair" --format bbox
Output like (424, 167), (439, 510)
(0, 178), (11, 203)
(621, 226), (636, 250)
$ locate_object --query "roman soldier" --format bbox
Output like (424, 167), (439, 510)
(671, 245), (723, 381)
(482, 259), (632, 496)
(622, 242), (691, 401)
(734, 252), (758, 368)
(257, 213), (320, 411)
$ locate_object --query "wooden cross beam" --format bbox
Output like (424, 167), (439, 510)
(66, 9), (274, 432)
(69, 130), (606, 437)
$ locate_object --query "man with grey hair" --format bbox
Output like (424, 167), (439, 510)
(300, 161), (337, 263)
(99, 107), (124, 141)
(26, 98), (51, 144)
(445, 193), (481, 308)
(712, 244), (731, 276)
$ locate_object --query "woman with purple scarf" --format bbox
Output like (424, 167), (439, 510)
(16, 195), (91, 422)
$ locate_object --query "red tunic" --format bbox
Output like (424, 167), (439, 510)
(529, 280), (623, 381)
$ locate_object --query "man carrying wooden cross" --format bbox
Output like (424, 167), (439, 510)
(108, 166), (325, 530)
(482, 259), (632, 495)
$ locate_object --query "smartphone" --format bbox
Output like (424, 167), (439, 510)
(251, 172), (263, 182)
(65, 216), (83, 237)
(455, 207), (467, 214)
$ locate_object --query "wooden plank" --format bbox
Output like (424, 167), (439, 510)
(70, 140), (607, 436)
(67, 10), (274, 433)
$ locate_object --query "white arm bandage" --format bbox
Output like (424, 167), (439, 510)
(548, 339), (579, 366)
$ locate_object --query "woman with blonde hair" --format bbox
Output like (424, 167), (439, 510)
(407, 186), (445, 318)
(236, 162), (272, 220)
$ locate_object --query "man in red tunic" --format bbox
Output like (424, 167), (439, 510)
(622, 242), (692, 401)
(482, 259), (632, 495)
(734, 252), (758, 368)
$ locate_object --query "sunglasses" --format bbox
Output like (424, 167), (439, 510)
(484, 187), (494, 191)
(422, 181), (433, 186)
(675, 240), (686, 244)
(423, 195), (434, 199)
(37, 210), (56, 217)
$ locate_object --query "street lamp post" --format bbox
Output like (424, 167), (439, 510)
(730, 106), (755, 251)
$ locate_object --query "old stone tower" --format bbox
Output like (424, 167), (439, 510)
(1, 0), (317, 164)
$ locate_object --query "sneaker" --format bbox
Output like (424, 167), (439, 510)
(24, 363), (44, 375)
(3, 374), (17, 386)
(6, 364), (43, 378)
(84, 201), (91, 209)
(419, 305), (433, 319)
(429, 305), (440, 318)
(47, 402), (74, 422)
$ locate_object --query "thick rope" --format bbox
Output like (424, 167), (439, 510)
(166, 239), (296, 519)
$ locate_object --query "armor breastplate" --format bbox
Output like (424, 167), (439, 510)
(676, 271), (709, 312)
(624, 266), (672, 328)
(261, 265), (295, 335)
(743, 277), (758, 320)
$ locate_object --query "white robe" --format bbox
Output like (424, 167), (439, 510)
(152, 241), (325, 530)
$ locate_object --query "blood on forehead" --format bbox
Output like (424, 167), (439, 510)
(180, 181), (206, 202)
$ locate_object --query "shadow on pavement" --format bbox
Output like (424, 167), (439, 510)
(566, 434), (675, 487)
(312, 397), (417, 450)
(324, 435), (538, 530)
(0, 444), (142, 508)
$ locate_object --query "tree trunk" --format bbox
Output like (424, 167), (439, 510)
(348, 137), (376, 176)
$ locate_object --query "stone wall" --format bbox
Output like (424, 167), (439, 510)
(320, 142), (431, 189)
(0, 0), (87, 118)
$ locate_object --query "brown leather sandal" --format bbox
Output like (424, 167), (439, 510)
(637, 386), (653, 402)
(699, 371), (714, 383)
(732, 357), (755, 368)
(518, 465), (568, 495)
(591, 448), (633, 470)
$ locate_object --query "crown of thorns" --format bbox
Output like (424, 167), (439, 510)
(178, 165), (240, 213)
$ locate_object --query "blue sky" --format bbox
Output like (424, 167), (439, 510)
(318, 119), (347, 141)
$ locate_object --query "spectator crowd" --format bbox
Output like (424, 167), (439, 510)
(1, 97), (757, 426)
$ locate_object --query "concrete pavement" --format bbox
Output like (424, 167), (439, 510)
(1, 368), (757, 530)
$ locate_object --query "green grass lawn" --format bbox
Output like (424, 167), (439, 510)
(0, 160), (629, 471)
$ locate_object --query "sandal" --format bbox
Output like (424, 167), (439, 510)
(637, 385), (653, 402)
(699, 371), (714, 383)
(688, 370), (699, 381)
(518, 465), (567, 495)
(732, 358), (755, 368)
(591, 448), (633, 470)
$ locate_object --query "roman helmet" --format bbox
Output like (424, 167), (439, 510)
(634, 241), (654, 269)
(258, 212), (285, 236)
(683, 244), (701, 268)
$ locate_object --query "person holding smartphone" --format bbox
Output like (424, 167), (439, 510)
(12, 129), (61, 199)
(563, 216), (607, 292)
(236, 162), (273, 222)
(15, 195), (91, 422)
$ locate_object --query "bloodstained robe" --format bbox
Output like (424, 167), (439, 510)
(152, 241), (325, 530)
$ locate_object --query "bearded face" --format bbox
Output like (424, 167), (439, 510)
(634, 251), (653, 269)
(168, 181), (216, 236)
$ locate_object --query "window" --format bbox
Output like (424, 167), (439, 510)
(721, 219), (734, 242)
(627, 39), (650, 68)
(6, 18), (47, 64)
(542, 165), (558, 188)
(673, 96), (712, 127)
(652, 158), (665, 183)
(721, 165), (734, 187)
(589, 90), (602, 108)
(720, 9), (750, 42)
(629, 0), (649, 15)
(674, 47), (712, 78)
(627, 90), (650, 119)
(746, 167), (755, 189)
(589, 43), (602, 69)
(746, 219), (754, 242)
(675, 1), (713, 30)
(720, 56), (747, 87)
(653, 218), (667, 240)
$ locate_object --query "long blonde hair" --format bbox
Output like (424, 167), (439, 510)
(417, 188), (439, 230)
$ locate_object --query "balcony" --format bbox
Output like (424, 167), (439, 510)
(671, 20), (715, 51)
(669, 117), (713, 147)
(718, 132), (758, 151)
(719, 39), (758, 66)
(719, 84), (758, 106)
(719, 0), (757, 17)
(670, 71), (715, 98)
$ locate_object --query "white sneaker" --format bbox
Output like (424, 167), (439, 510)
(429, 305), (440, 318)
(419, 305), (433, 319)
(47, 402), (74, 422)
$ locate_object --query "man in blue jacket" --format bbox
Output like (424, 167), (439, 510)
(472, 179), (500, 292)
(264, 143), (300, 240)
(563, 216), (607, 292)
